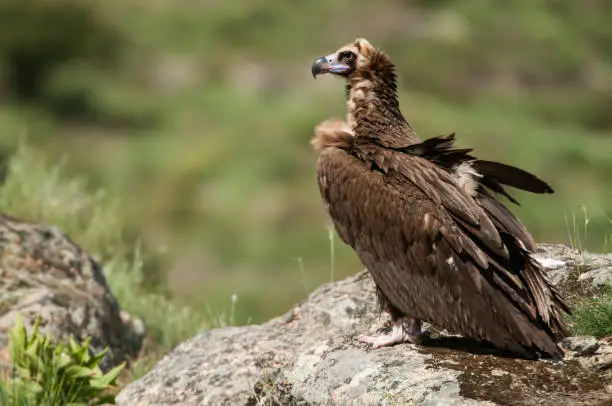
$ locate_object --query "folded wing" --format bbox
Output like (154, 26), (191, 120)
(317, 141), (568, 358)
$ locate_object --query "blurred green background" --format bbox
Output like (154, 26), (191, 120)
(1, 0), (611, 348)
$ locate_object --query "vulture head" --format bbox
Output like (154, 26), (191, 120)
(310, 38), (403, 137)
(311, 38), (395, 83)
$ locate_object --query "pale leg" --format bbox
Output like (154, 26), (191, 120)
(359, 318), (427, 349)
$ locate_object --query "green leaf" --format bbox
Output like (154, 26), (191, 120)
(69, 336), (83, 359)
(88, 348), (108, 367)
(31, 317), (40, 341)
(23, 348), (45, 375)
(65, 365), (96, 379)
(26, 336), (41, 359)
(57, 351), (73, 369)
(8, 315), (27, 363)
(69, 336), (96, 366)
(0, 378), (43, 406)
(98, 393), (118, 404)
(90, 362), (125, 389)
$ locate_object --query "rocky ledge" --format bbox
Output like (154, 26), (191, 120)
(117, 244), (612, 406)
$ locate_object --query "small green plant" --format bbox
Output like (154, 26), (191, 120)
(565, 205), (590, 253)
(327, 225), (336, 283)
(569, 285), (612, 339)
(0, 316), (125, 406)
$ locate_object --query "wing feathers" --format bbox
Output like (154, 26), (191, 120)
(476, 191), (537, 251)
(390, 151), (568, 339)
(473, 160), (554, 195)
(397, 134), (554, 204)
(316, 134), (568, 359)
(391, 158), (481, 225)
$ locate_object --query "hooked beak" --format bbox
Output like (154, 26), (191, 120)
(311, 53), (351, 78)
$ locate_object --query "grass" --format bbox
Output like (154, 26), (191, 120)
(328, 226), (336, 283)
(570, 286), (612, 338)
(565, 206), (591, 254)
(563, 206), (612, 339)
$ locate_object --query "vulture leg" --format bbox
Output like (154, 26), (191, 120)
(359, 318), (427, 349)
(362, 286), (429, 348)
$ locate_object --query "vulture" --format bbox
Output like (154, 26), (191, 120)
(309, 38), (570, 359)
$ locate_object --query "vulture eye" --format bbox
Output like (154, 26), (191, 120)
(339, 51), (355, 62)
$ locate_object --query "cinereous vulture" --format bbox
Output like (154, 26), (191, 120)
(309, 38), (570, 359)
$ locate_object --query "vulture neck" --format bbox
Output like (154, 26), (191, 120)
(346, 73), (419, 144)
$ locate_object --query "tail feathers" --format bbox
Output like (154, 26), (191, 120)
(473, 160), (554, 195)
(478, 232), (570, 359)
(484, 273), (566, 359)
(399, 134), (554, 205)
(508, 304), (565, 359)
(505, 239), (571, 358)
(503, 232), (571, 335)
(480, 270), (565, 360)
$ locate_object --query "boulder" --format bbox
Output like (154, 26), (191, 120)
(117, 244), (611, 405)
(0, 213), (145, 372)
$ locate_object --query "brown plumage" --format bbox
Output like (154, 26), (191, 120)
(310, 38), (570, 359)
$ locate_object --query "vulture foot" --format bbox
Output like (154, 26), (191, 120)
(359, 318), (427, 349)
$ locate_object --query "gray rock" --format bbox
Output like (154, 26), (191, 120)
(118, 273), (494, 406)
(578, 337), (612, 372)
(118, 245), (612, 406)
(561, 335), (600, 356)
(0, 213), (145, 371)
(535, 243), (612, 287)
(580, 351), (612, 373)
(579, 266), (612, 286)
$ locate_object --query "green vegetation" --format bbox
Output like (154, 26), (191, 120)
(570, 286), (612, 339)
(0, 0), (611, 393)
(0, 317), (124, 406)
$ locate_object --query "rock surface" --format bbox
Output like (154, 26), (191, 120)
(0, 213), (145, 371)
(576, 336), (612, 373)
(534, 243), (612, 288)
(562, 336), (600, 357)
(118, 244), (612, 406)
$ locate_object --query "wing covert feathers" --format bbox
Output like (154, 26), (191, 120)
(316, 141), (568, 359)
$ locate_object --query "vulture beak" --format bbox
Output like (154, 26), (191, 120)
(311, 53), (351, 78)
